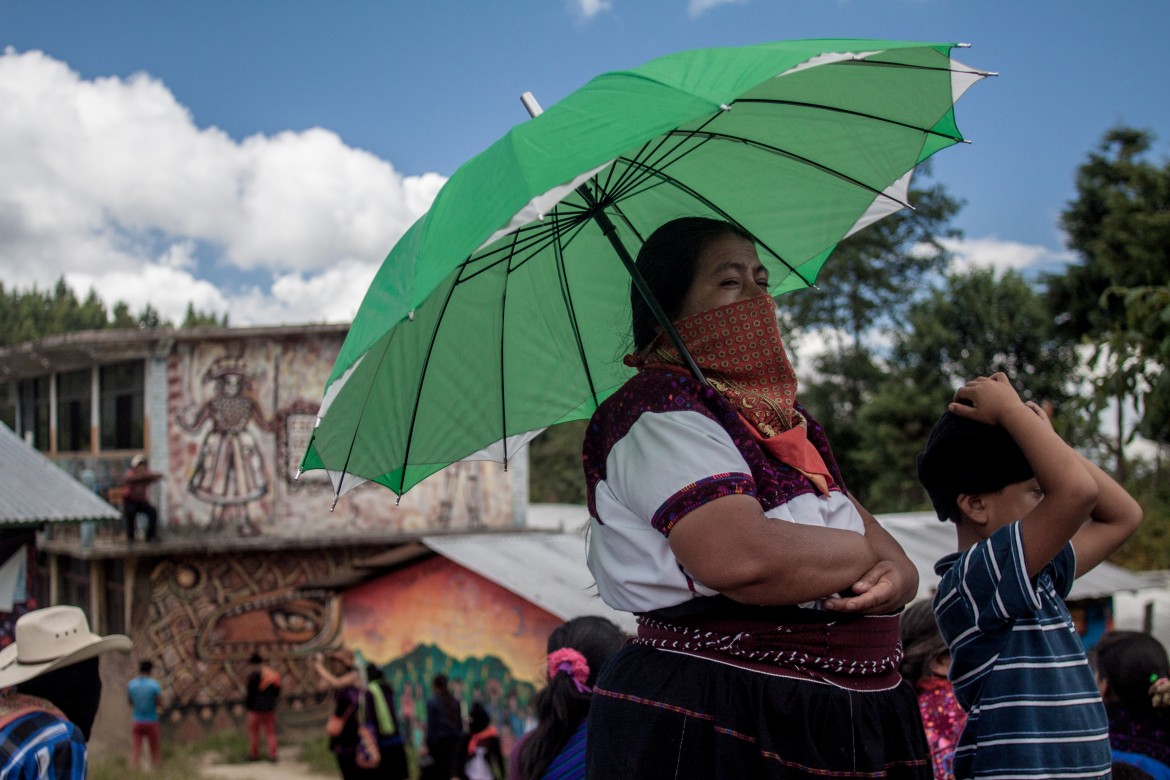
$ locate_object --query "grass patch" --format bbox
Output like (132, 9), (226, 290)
(296, 733), (335, 775)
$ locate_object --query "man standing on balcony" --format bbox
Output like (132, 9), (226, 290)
(122, 454), (162, 543)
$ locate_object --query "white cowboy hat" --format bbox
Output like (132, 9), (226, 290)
(0, 605), (132, 689)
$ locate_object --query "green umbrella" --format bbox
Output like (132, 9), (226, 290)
(302, 38), (991, 500)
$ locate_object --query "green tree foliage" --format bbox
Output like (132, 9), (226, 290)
(783, 169), (963, 346)
(1051, 126), (1170, 479)
(844, 268), (1082, 512)
(0, 278), (226, 346)
(791, 170), (963, 506)
(181, 302), (230, 328)
(528, 419), (588, 505)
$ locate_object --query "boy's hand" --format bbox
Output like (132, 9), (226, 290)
(949, 372), (1026, 426)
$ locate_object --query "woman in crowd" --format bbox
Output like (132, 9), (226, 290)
(510, 616), (626, 780)
(423, 673), (465, 780)
(313, 649), (370, 780)
(583, 217), (928, 778)
(1092, 631), (1170, 779)
(900, 599), (966, 780)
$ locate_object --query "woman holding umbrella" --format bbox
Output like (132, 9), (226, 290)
(583, 217), (929, 778)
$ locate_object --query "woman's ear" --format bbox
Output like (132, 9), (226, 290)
(956, 493), (989, 527)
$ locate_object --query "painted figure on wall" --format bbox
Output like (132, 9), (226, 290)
(175, 356), (274, 536)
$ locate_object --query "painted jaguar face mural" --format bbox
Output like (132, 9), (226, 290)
(196, 587), (341, 660)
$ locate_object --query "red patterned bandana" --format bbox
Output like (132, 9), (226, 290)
(627, 293), (835, 493)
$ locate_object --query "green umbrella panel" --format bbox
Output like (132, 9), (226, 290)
(302, 38), (991, 499)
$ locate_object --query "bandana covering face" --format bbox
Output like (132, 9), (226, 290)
(626, 292), (835, 494)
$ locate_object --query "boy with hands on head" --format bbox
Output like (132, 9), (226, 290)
(917, 372), (1143, 779)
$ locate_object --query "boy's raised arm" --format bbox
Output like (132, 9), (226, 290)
(1068, 453), (1143, 576)
(949, 373), (1098, 577)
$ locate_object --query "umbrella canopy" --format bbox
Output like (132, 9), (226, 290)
(302, 38), (991, 499)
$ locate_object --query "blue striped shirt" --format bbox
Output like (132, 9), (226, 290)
(933, 521), (1111, 779)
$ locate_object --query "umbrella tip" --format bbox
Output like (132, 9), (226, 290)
(956, 42), (972, 48)
(330, 494), (339, 511)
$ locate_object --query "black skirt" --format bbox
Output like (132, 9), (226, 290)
(585, 644), (930, 779)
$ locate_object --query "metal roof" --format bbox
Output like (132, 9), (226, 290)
(474, 506), (1155, 617)
(422, 529), (638, 635)
(0, 423), (121, 526)
(856, 511), (1154, 601)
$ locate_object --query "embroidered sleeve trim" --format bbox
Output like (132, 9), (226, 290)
(651, 473), (755, 536)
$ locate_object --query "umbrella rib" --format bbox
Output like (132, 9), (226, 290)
(459, 209), (590, 284)
(605, 155), (812, 287)
(328, 325), (402, 504)
(551, 213), (601, 410)
(496, 231), (521, 469)
(733, 98), (964, 142)
(396, 272), (463, 497)
(662, 129), (914, 210)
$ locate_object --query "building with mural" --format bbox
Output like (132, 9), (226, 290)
(0, 325), (542, 748)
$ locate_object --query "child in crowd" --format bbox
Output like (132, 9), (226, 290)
(917, 372), (1143, 778)
(899, 600), (965, 780)
(1091, 630), (1170, 779)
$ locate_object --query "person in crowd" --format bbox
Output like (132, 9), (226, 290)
(511, 616), (625, 780)
(424, 674), (465, 780)
(127, 658), (162, 770)
(583, 217), (927, 778)
(245, 651), (282, 762)
(918, 373), (1143, 778)
(121, 454), (162, 542)
(462, 701), (504, 780)
(899, 600), (965, 780)
(314, 649), (369, 780)
(1091, 630), (1170, 779)
(366, 664), (409, 780)
(0, 605), (131, 778)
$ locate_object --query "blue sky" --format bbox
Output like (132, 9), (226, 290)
(2, 0), (1168, 326)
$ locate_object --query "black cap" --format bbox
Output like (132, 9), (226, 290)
(916, 410), (1034, 522)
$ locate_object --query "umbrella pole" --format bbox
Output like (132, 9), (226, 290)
(521, 92), (709, 389)
(595, 212), (710, 389)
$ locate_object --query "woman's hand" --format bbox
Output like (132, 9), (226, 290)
(822, 494), (919, 614)
(821, 560), (910, 614)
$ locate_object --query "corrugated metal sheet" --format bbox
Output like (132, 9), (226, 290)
(856, 511), (1154, 602)
(422, 530), (638, 635)
(0, 423), (121, 526)
(464, 506), (1155, 619)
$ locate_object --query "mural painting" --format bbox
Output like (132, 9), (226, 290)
(340, 555), (563, 752)
(174, 356), (274, 536)
(166, 332), (516, 538)
(140, 548), (360, 738)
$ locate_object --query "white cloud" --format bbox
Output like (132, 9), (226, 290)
(0, 48), (445, 326)
(688, 0), (747, 18)
(567, 0), (612, 20)
(939, 236), (1073, 273)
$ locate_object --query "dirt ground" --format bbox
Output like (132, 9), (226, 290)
(199, 745), (335, 780)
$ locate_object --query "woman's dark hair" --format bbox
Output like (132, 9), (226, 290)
(515, 616), (626, 780)
(630, 217), (755, 352)
(898, 599), (949, 684)
(1092, 630), (1170, 713)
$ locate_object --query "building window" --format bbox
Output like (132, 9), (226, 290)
(17, 377), (50, 451)
(102, 559), (126, 635)
(0, 383), (15, 431)
(100, 361), (144, 450)
(57, 369), (92, 452)
(61, 556), (90, 619)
